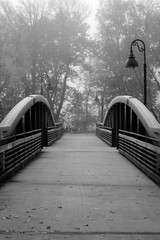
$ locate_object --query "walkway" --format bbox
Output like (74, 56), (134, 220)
(0, 133), (160, 240)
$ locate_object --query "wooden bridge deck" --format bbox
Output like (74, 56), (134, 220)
(0, 133), (160, 240)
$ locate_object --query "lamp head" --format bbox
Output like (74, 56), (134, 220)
(47, 81), (53, 92)
(125, 51), (139, 69)
(95, 94), (100, 103)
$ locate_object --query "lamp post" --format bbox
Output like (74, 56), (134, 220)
(125, 39), (147, 106)
(41, 73), (53, 95)
(95, 91), (104, 122)
(40, 73), (55, 119)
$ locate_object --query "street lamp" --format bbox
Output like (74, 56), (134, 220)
(125, 39), (147, 106)
(95, 92), (100, 104)
(95, 91), (104, 122)
(41, 74), (53, 95)
(47, 76), (54, 95)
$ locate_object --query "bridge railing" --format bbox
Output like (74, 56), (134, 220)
(0, 129), (42, 183)
(96, 124), (160, 185)
(119, 130), (160, 185)
(96, 123), (113, 146)
(0, 123), (63, 184)
(47, 123), (63, 146)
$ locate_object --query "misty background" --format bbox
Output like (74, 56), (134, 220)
(0, 0), (160, 131)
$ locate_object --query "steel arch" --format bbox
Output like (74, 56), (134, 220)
(103, 96), (160, 142)
(0, 95), (55, 138)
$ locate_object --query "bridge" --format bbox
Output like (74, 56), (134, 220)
(0, 94), (160, 240)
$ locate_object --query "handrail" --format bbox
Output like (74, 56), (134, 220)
(119, 130), (160, 185)
(119, 129), (160, 146)
(0, 124), (63, 184)
(47, 123), (63, 146)
(0, 129), (41, 145)
(0, 129), (42, 183)
(96, 124), (113, 146)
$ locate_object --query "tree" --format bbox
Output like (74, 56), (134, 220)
(0, 0), (30, 118)
(0, 0), (92, 123)
(94, 0), (160, 119)
(17, 0), (91, 121)
(67, 86), (96, 131)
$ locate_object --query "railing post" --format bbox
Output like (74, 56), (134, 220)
(156, 153), (160, 174)
(0, 152), (5, 172)
(117, 130), (119, 149)
(112, 128), (116, 147)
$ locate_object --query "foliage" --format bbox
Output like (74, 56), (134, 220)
(1, 0), (160, 128)
(67, 86), (96, 131)
(93, 0), (160, 119)
(0, 0), (92, 123)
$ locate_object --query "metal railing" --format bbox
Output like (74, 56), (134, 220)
(47, 123), (63, 146)
(96, 123), (160, 185)
(0, 129), (42, 183)
(119, 130), (160, 185)
(96, 123), (113, 146)
(0, 123), (63, 184)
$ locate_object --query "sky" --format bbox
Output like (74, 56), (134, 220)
(85, 0), (99, 35)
